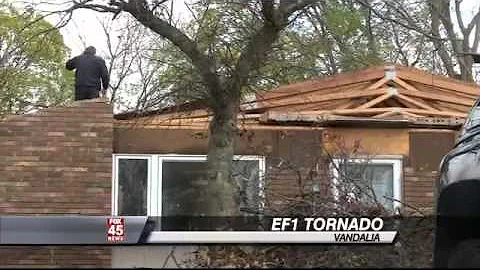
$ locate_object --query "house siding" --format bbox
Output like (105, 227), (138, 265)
(112, 127), (326, 267)
(405, 130), (457, 212)
(114, 126), (456, 213)
(0, 99), (112, 267)
(323, 128), (410, 156)
(110, 124), (457, 268)
(114, 127), (324, 209)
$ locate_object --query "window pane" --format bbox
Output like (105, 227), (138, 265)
(465, 106), (480, 130)
(161, 159), (262, 217)
(341, 162), (394, 210)
(162, 161), (208, 216)
(232, 160), (261, 214)
(117, 159), (148, 216)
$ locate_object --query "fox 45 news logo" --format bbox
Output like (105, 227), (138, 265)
(107, 217), (125, 242)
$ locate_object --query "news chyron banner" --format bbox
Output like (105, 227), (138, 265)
(0, 216), (397, 245)
(0, 216), (150, 245)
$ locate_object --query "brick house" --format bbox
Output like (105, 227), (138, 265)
(0, 65), (478, 267)
(0, 100), (112, 267)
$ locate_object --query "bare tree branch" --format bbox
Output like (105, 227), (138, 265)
(232, 0), (318, 96)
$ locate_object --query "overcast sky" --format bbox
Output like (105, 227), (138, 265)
(29, 0), (480, 57)
(7, 0), (480, 112)
(8, 0), (480, 58)
(12, 0), (192, 57)
(60, 1), (192, 57)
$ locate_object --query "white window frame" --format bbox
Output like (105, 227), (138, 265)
(331, 156), (403, 212)
(112, 154), (266, 216)
(111, 154), (154, 216)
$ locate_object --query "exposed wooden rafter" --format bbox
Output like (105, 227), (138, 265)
(356, 93), (392, 109)
(115, 64), (479, 129)
(392, 77), (421, 93)
(395, 93), (439, 111)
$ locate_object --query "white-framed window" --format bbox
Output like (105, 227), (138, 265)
(331, 156), (402, 212)
(112, 154), (266, 217)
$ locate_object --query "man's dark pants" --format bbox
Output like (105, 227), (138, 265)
(75, 87), (100, 101)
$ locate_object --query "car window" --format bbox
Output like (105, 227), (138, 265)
(460, 99), (480, 136)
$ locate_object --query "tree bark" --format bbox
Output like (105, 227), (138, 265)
(435, 0), (473, 82)
(206, 97), (240, 217)
(430, 0), (456, 77)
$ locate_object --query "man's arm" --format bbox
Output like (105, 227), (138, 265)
(99, 59), (110, 96)
(65, 57), (77, 70)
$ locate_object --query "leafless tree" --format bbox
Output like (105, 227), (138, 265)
(358, 0), (480, 82)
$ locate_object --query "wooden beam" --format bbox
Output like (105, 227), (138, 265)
(372, 110), (400, 118)
(398, 88), (475, 107)
(258, 66), (385, 99)
(430, 100), (471, 112)
(262, 110), (412, 124)
(395, 93), (439, 111)
(336, 98), (365, 109)
(254, 81), (372, 107)
(399, 111), (422, 118)
(393, 77), (421, 92)
(392, 96), (418, 109)
(410, 128), (458, 133)
(289, 107), (468, 118)
(384, 98), (405, 107)
(396, 67), (480, 96)
(409, 81), (477, 100)
(283, 99), (351, 111)
(335, 99), (363, 109)
(412, 118), (464, 127)
(260, 111), (325, 123)
(366, 77), (390, 90)
(291, 108), (393, 116)
(356, 93), (392, 109)
(256, 88), (387, 110)
(403, 108), (467, 118)
(258, 110), (464, 128)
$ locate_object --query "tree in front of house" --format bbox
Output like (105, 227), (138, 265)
(46, 0), (322, 217)
(108, 0), (385, 109)
(0, 1), (73, 116)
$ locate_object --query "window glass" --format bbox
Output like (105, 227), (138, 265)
(161, 159), (262, 216)
(162, 161), (208, 216)
(114, 155), (264, 230)
(232, 160), (262, 214)
(464, 105), (480, 131)
(160, 159), (262, 230)
(340, 162), (395, 211)
(117, 158), (148, 216)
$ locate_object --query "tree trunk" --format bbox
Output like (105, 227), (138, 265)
(205, 97), (240, 217)
(430, 0), (456, 77)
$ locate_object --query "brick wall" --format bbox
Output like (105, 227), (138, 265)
(0, 98), (113, 267)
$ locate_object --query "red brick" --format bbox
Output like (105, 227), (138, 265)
(0, 100), (113, 267)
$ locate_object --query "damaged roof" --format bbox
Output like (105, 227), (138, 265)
(115, 64), (480, 129)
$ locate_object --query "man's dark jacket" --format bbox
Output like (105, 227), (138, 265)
(66, 53), (109, 91)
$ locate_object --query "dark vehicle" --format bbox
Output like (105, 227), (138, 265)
(435, 98), (480, 268)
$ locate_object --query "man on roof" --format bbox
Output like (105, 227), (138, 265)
(66, 46), (110, 101)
